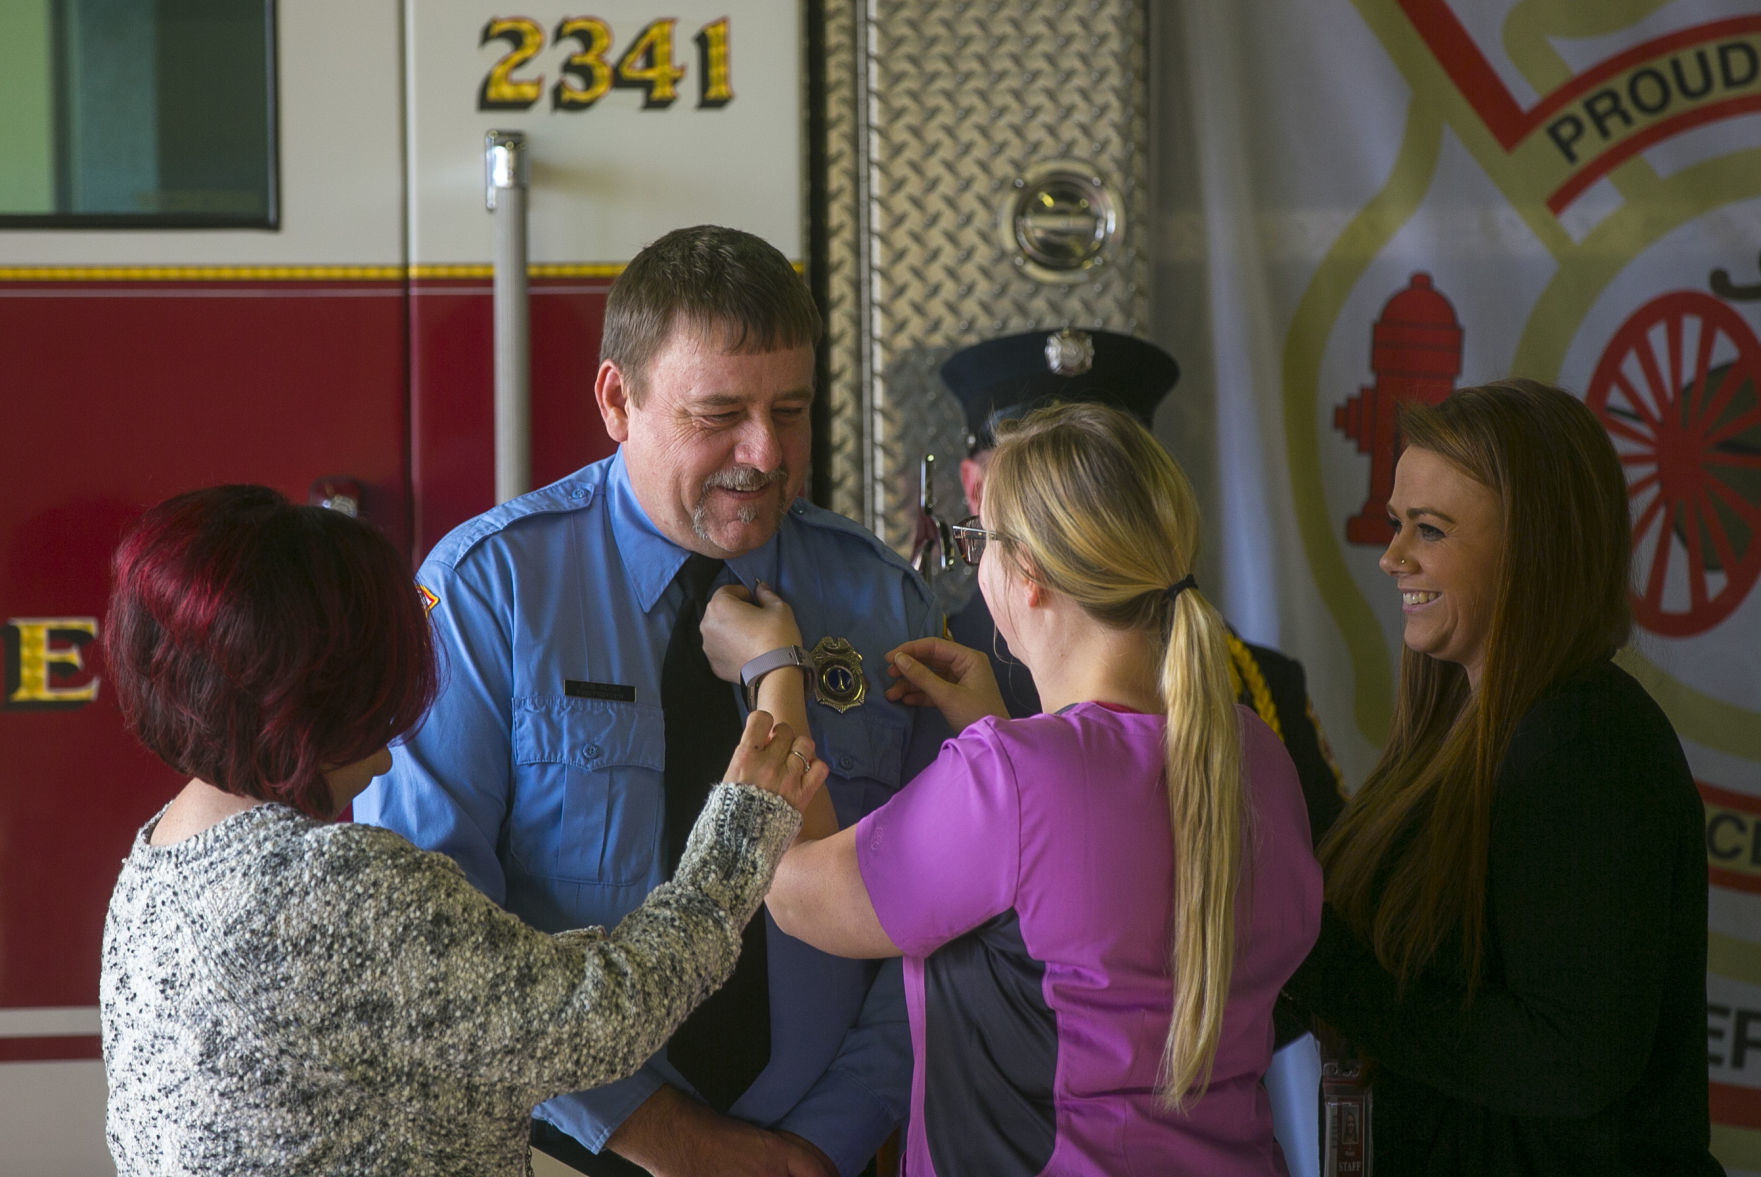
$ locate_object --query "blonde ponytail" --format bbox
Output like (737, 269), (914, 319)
(1156, 584), (1244, 1109)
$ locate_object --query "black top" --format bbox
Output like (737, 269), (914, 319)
(922, 910), (1056, 1176)
(1286, 660), (1723, 1177)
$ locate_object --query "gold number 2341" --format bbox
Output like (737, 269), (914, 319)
(479, 16), (732, 111)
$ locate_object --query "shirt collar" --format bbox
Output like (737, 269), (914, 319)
(607, 450), (786, 612)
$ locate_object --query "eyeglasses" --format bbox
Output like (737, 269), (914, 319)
(949, 515), (1011, 567)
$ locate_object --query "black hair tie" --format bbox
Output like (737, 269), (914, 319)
(1164, 573), (1197, 603)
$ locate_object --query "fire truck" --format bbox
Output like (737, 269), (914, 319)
(0, 2), (810, 1168)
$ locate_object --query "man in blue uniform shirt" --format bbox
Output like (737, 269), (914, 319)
(356, 226), (940, 1176)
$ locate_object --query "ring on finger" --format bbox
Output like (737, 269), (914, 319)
(788, 749), (811, 772)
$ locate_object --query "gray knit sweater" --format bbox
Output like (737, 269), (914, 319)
(100, 783), (800, 1175)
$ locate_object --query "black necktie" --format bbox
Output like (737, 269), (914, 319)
(660, 553), (770, 1110)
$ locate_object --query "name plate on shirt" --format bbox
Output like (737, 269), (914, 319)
(565, 680), (637, 703)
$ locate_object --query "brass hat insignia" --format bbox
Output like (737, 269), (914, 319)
(1044, 328), (1094, 376)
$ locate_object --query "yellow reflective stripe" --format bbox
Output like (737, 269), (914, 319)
(0, 260), (801, 283)
(0, 265), (404, 281)
(410, 263), (626, 280)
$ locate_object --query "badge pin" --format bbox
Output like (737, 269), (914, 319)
(809, 636), (866, 713)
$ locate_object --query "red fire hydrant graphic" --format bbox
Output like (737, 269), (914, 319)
(1586, 290), (1761, 637)
(1334, 273), (1464, 545)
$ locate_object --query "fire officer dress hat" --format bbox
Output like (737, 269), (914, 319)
(941, 327), (1180, 454)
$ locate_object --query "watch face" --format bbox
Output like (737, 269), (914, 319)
(810, 636), (866, 712)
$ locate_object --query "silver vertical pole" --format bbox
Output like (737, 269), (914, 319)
(485, 130), (530, 504)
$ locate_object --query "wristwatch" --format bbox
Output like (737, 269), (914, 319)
(740, 645), (817, 711)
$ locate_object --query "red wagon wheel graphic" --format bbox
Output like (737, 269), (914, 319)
(1586, 291), (1761, 637)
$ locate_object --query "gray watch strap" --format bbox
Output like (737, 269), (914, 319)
(740, 645), (816, 710)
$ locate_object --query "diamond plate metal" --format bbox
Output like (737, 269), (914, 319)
(816, 0), (1152, 576)
(818, 0), (867, 524)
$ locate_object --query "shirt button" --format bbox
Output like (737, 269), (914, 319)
(838, 754), (854, 771)
(570, 487), (586, 500)
(584, 743), (602, 759)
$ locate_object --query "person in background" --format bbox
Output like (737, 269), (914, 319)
(99, 484), (817, 1177)
(355, 225), (941, 1177)
(940, 327), (1344, 842)
(706, 401), (1322, 1176)
(1284, 379), (1724, 1176)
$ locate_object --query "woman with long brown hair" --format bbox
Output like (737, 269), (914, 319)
(1285, 379), (1722, 1175)
(703, 400), (1322, 1176)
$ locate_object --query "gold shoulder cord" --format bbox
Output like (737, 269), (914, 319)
(1225, 631), (1283, 742)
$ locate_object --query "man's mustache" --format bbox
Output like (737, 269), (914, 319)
(702, 467), (788, 494)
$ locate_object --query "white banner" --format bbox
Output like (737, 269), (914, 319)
(1158, 3), (1761, 1172)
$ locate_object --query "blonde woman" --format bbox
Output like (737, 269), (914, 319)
(702, 401), (1322, 1175)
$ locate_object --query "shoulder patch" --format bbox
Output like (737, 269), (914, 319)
(417, 583), (440, 613)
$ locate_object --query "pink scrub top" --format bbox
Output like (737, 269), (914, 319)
(856, 702), (1322, 1177)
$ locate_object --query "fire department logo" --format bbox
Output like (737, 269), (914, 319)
(1296, 4), (1761, 771)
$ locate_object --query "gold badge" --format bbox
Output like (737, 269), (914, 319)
(809, 636), (867, 712)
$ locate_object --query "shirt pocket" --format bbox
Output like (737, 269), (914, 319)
(812, 708), (908, 828)
(512, 695), (665, 886)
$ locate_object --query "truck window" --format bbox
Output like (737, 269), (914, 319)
(0, 0), (276, 228)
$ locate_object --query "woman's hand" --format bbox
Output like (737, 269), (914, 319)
(701, 582), (805, 683)
(722, 711), (825, 814)
(884, 636), (1009, 732)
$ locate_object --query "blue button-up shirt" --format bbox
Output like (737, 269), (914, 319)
(355, 452), (942, 1174)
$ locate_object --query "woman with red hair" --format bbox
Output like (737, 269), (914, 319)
(99, 484), (820, 1176)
